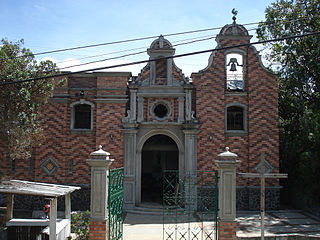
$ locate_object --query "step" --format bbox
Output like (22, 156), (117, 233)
(126, 203), (163, 215)
(125, 203), (186, 215)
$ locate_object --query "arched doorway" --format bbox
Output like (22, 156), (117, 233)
(141, 134), (179, 203)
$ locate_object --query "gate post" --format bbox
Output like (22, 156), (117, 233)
(214, 147), (240, 240)
(87, 145), (114, 240)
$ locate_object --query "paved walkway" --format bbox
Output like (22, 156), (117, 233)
(237, 210), (320, 239)
(123, 210), (320, 240)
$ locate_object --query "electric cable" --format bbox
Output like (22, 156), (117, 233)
(1, 31), (319, 86)
(27, 17), (309, 57)
(58, 35), (217, 70)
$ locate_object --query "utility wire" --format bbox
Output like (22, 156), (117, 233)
(2, 31), (319, 86)
(28, 17), (309, 57)
(56, 33), (220, 69)
(58, 35), (217, 70)
(58, 27), (258, 71)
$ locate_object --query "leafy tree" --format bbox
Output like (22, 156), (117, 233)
(257, 0), (320, 210)
(0, 39), (61, 161)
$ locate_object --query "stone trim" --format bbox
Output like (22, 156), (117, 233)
(150, 100), (171, 121)
(94, 98), (128, 103)
(70, 100), (95, 131)
(40, 158), (59, 176)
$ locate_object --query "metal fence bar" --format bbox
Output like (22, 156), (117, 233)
(163, 170), (219, 240)
(108, 167), (124, 240)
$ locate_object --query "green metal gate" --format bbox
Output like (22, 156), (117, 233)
(108, 167), (124, 240)
(163, 170), (219, 240)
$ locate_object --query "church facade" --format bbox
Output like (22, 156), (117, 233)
(1, 20), (280, 210)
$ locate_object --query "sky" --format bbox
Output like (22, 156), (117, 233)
(1, 0), (275, 77)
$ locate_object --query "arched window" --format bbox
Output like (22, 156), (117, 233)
(225, 103), (247, 135)
(226, 53), (244, 90)
(70, 100), (94, 131)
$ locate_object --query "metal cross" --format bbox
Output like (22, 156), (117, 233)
(239, 152), (288, 240)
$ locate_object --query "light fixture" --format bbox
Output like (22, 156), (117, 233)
(109, 134), (114, 141)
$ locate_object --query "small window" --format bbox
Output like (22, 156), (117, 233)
(151, 101), (171, 121)
(70, 100), (94, 131)
(227, 106), (244, 130)
(154, 104), (168, 118)
(74, 104), (91, 129)
(226, 53), (243, 90)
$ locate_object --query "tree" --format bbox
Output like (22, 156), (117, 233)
(0, 39), (61, 161)
(257, 0), (320, 210)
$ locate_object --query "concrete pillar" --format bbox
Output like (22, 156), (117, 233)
(130, 90), (137, 121)
(150, 61), (156, 85)
(167, 58), (173, 85)
(65, 193), (71, 237)
(183, 129), (198, 173)
(87, 145), (114, 240)
(183, 128), (199, 210)
(185, 89), (192, 121)
(214, 147), (241, 240)
(49, 197), (57, 240)
(6, 194), (13, 222)
(137, 96), (144, 122)
(178, 97), (184, 123)
(122, 128), (137, 209)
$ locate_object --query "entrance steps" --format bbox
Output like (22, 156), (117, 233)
(125, 203), (164, 215)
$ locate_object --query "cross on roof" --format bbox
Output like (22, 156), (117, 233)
(239, 151), (288, 240)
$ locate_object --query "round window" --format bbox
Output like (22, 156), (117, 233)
(154, 103), (169, 119)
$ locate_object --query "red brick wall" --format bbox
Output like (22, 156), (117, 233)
(89, 220), (108, 240)
(0, 73), (130, 185)
(192, 35), (279, 187)
(218, 221), (237, 240)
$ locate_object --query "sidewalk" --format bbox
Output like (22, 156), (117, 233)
(123, 210), (320, 240)
(237, 210), (320, 239)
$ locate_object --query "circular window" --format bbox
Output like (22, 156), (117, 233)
(154, 104), (168, 118)
(151, 101), (171, 120)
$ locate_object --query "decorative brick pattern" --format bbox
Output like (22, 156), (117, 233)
(0, 22), (279, 215)
(155, 59), (167, 80)
(192, 32), (279, 188)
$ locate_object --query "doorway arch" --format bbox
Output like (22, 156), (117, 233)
(141, 134), (178, 203)
(136, 129), (185, 204)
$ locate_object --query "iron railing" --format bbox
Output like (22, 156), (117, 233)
(108, 167), (124, 240)
(163, 170), (219, 240)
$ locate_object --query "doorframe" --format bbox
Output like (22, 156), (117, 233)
(135, 129), (185, 204)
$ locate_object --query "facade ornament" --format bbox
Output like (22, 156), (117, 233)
(122, 110), (133, 123)
(231, 8), (238, 35)
(191, 111), (198, 123)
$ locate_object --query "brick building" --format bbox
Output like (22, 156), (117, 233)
(0, 19), (280, 210)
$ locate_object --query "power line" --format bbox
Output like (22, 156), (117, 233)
(30, 22), (260, 56)
(58, 34), (218, 70)
(42, 18), (304, 71)
(2, 31), (319, 86)
(57, 28), (258, 71)
(29, 17), (309, 57)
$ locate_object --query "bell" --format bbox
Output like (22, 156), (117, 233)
(227, 58), (239, 72)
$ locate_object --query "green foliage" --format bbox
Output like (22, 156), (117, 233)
(0, 39), (61, 160)
(257, 0), (320, 208)
(70, 211), (90, 240)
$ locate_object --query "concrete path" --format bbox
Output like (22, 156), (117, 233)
(123, 210), (320, 240)
(237, 210), (320, 239)
(123, 213), (163, 240)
